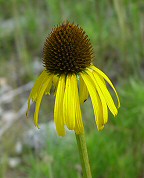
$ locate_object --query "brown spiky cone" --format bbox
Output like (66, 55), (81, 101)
(43, 22), (93, 75)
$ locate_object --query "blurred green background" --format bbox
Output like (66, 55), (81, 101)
(0, 0), (144, 178)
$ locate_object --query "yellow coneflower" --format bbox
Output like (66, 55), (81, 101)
(26, 22), (120, 136)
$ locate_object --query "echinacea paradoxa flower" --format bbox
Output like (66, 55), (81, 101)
(26, 22), (120, 136)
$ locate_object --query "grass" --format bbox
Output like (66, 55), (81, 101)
(0, 0), (144, 177)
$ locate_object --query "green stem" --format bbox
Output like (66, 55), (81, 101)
(75, 133), (92, 178)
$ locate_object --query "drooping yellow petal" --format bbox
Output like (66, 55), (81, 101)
(79, 76), (89, 104)
(86, 70), (108, 124)
(85, 70), (105, 129)
(63, 79), (68, 125)
(26, 70), (48, 117)
(81, 72), (104, 130)
(90, 65), (120, 108)
(45, 79), (52, 95)
(93, 70), (118, 116)
(54, 75), (66, 136)
(89, 73), (108, 124)
(74, 77), (84, 134)
(63, 75), (76, 130)
(45, 75), (59, 95)
(95, 86), (108, 124)
(34, 75), (53, 127)
(31, 70), (48, 101)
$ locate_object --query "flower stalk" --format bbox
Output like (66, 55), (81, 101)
(75, 133), (92, 178)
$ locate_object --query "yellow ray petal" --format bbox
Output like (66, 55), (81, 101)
(85, 70), (105, 129)
(90, 65), (120, 108)
(81, 72), (104, 130)
(54, 75), (66, 136)
(45, 79), (52, 95)
(95, 87), (108, 124)
(74, 77), (84, 134)
(34, 75), (53, 127)
(26, 70), (48, 117)
(93, 71), (118, 116)
(45, 75), (59, 95)
(86, 70), (108, 124)
(63, 75), (76, 130)
(79, 76), (89, 104)
(31, 70), (48, 101)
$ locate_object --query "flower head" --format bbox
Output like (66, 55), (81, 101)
(26, 22), (120, 136)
